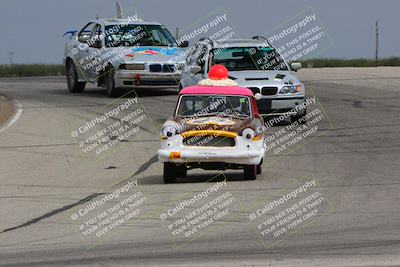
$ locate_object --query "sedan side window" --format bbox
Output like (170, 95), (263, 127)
(78, 23), (96, 43)
(91, 24), (102, 40)
(89, 24), (103, 48)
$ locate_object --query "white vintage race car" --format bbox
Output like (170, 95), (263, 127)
(63, 5), (188, 97)
(158, 65), (265, 183)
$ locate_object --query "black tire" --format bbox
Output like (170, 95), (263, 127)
(291, 109), (307, 124)
(244, 165), (257, 180)
(176, 164), (187, 177)
(105, 67), (119, 98)
(67, 62), (85, 93)
(256, 164), (262, 174)
(164, 163), (177, 184)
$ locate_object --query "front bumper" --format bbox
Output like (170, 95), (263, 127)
(257, 96), (306, 115)
(158, 134), (265, 165)
(115, 69), (181, 88)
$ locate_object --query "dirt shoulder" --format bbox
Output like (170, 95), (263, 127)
(0, 95), (14, 128)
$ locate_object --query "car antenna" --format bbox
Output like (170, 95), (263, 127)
(116, 1), (123, 18)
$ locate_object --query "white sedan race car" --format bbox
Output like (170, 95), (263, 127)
(64, 16), (188, 97)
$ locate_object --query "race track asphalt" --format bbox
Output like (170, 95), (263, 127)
(0, 67), (399, 267)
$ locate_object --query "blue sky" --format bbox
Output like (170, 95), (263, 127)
(0, 0), (399, 64)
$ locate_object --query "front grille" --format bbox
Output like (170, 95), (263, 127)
(183, 136), (235, 147)
(149, 64), (162, 72)
(248, 87), (260, 95)
(261, 86), (278, 96)
(163, 64), (175, 73)
(149, 64), (175, 73)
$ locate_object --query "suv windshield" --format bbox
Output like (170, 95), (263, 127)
(177, 95), (251, 118)
(212, 47), (288, 71)
(105, 24), (176, 47)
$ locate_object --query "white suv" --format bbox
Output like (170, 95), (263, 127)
(180, 37), (306, 122)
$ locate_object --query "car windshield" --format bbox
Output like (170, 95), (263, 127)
(212, 47), (288, 71)
(105, 24), (176, 47)
(177, 95), (251, 118)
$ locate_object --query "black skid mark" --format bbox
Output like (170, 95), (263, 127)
(0, 154), (158, 234)
(0, 193), (103, 233)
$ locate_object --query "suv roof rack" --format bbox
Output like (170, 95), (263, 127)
(252, 36), (272, 46)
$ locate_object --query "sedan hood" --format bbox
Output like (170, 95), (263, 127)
(123, 46), (186, 64)
(229, 70), (301, 86)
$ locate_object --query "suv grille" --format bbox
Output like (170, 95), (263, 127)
(261, 87), (278, 96)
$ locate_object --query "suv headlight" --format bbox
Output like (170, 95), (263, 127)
(279, 85), (302, 94)
(242, 128), (255, 140)
(161, 125), (177, 138)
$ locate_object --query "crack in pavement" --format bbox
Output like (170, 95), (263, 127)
(0, 154), (158, 234)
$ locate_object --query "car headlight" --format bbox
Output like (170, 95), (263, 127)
(279, 85), (302, 94)
(242, 128), (255, 140)
(161, 125), (177, 138)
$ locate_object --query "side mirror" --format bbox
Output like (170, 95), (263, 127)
(290, 62), (302, 72)
(179, 40), (189, 48)
(190, 65), (201, 74)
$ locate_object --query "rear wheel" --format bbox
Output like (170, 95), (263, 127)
(67, 62), (85, 93)
(244, 165), (257, 180)
(164, 163), (177, 184)
(105, 67), (119, 98)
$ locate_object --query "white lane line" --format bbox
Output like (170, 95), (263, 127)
(0, 98), (23, 134)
